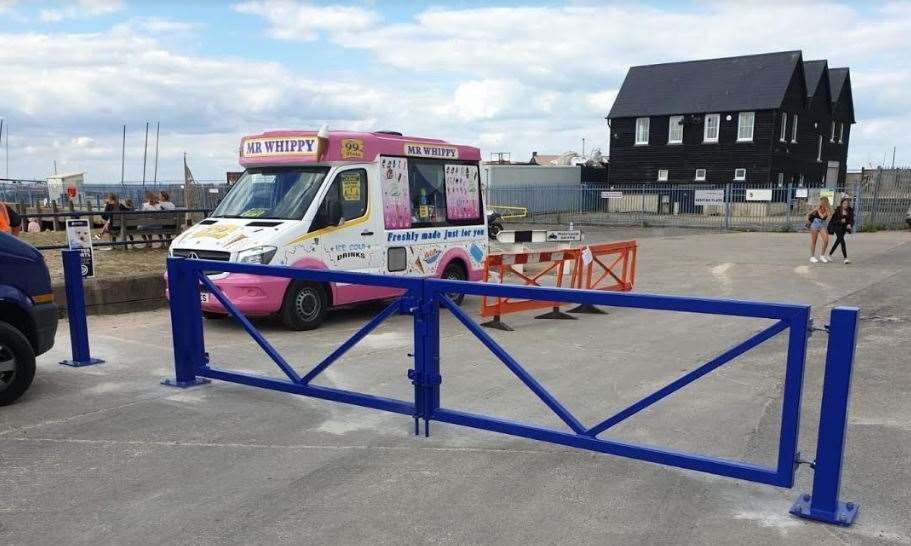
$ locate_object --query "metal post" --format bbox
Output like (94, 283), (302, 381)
(786, 181), (793, 230)
(59, 250), (104, 367)
(791, 306), (860, 526)
(161, 258), (210, 387)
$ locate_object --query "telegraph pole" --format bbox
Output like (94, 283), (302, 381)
(153, 121), (160, 183)
(142, 121), (149, 187)
(121, 124), (126, 184)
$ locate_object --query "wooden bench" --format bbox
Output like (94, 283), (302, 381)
(109, 211), (185, 248)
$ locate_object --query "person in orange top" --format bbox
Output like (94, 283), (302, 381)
(0, 202), (22, 236)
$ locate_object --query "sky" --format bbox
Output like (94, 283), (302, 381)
(0, 0), (908, 183)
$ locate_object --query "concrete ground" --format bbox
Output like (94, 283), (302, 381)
(2, 227), (910, 545)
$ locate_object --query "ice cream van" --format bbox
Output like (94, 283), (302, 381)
(168, 129), (488, 330)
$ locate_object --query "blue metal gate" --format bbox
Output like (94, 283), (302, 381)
(165, 257), (860, 526)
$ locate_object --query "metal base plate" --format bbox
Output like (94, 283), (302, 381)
(59, 357), (105, 368)
(161, 377), (212, 388)
(790, 494), (859, 526)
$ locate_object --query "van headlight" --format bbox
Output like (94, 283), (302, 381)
(237, 246), (278, 264)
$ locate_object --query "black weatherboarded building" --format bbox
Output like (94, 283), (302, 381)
(607, 51), (855, 189)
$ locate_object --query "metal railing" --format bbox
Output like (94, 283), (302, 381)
(164, 256), (862, 526)
(490, 174), (911, 232)
(23, 208), (213, 250)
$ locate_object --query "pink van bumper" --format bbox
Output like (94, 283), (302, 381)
(165, 273), (290, 317)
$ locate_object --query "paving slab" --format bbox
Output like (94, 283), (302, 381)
(2, 229), (910, 545)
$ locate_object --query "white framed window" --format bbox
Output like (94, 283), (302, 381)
(635, 117), (649, 145)
(734, 168), (746, 181)
(695, 168), (707, 181)
(830, 122), (836, 142)
(838, 123), (844, 143)
(791, 114), (798, 143)
(777, 172), (784, 185)
(737, 112), (754, 142)
(817, 135), (823, 162)
(703, 114), (720, 143)
(668, 116), (683, 144)
(657, 169), (669, 181)
(780, 113), (787, 142)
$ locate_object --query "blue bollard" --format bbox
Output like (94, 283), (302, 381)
(59, 249), (104, 367)
(790, 306), (859, 526)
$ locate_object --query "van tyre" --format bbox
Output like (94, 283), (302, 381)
(488, 221), (503, 240)
(280, 282), (328, 331)
(0, 322), (37, 406)
(442, 262), (467, 306)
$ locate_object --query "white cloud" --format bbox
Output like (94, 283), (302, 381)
(39, 0), (124, 22)
(232, 0), (376, 42)
(136, 17), (204, 34)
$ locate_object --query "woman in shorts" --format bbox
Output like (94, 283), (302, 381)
(806, 196), (832, 263)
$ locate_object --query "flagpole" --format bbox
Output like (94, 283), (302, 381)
(153, 121), (160, 183)
(142, 121), (149, 187)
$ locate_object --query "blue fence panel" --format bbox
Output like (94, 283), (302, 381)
(164, 257), (860, 525)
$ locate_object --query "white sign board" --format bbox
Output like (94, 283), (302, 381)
(746, 189), (773, 202)
(65, 218), (95, 278)
(795, 188), (808, 198)
(545, 230), (582, 242)
(694, 189), (724, 206)
(600, 191), (623, 199)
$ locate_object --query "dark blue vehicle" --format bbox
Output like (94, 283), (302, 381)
(0, 232), (57, 405)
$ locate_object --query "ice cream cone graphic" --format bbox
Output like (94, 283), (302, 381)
(316, 124), (329, 160)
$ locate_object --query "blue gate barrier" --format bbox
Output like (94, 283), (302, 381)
(164, 256), (860, 526)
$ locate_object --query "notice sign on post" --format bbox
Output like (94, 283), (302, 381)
(545, 230), (582, 242)
(600, 191), (623, 199)
(694, 189), (724, 206)
(746, 189), (773, 202)
(65, 219), (94, 278)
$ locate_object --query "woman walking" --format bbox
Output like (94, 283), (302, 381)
(828, 197), (854, 264)
(806, 196), (832, 263)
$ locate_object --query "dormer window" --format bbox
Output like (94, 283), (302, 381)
(635, 117), (650, 145)
(668, 116), (683, 144)
(703, 114), (720, 143)
(737, 112), (754, 142)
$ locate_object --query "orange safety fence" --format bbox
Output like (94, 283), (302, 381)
(479, 249), (580, 331)
(568, 240), (637, 314)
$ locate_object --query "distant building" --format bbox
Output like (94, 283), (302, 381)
(606, 51), (855, 189)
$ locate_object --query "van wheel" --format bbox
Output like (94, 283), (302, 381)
(280, 282), (328, 331)
(0, 322), (37, 406)
(442, 262), (467, 306)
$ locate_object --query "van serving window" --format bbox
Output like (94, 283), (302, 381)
(405, 160), (483, 228)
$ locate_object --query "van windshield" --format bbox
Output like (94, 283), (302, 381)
(213, 167), (329, 220)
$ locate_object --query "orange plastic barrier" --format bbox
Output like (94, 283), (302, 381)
(569, 240), (637, 314)
(480, 249), (580, 331)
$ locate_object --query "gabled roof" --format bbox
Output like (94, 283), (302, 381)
(803, 60), (827, 98)
(608, 51), (803, 118)
(828, 68), (855, 123)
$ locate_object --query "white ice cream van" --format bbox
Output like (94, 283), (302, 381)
(169, 129), (488, 330)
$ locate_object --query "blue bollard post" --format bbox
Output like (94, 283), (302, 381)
(791, 306), (860, 526)
(59, 249), (104, 367)
(161, 257), (209, 388)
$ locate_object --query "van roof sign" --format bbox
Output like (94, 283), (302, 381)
(239, 130), (480, 167)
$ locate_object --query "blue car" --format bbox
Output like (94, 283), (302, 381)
(0, 232), (57, 405)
